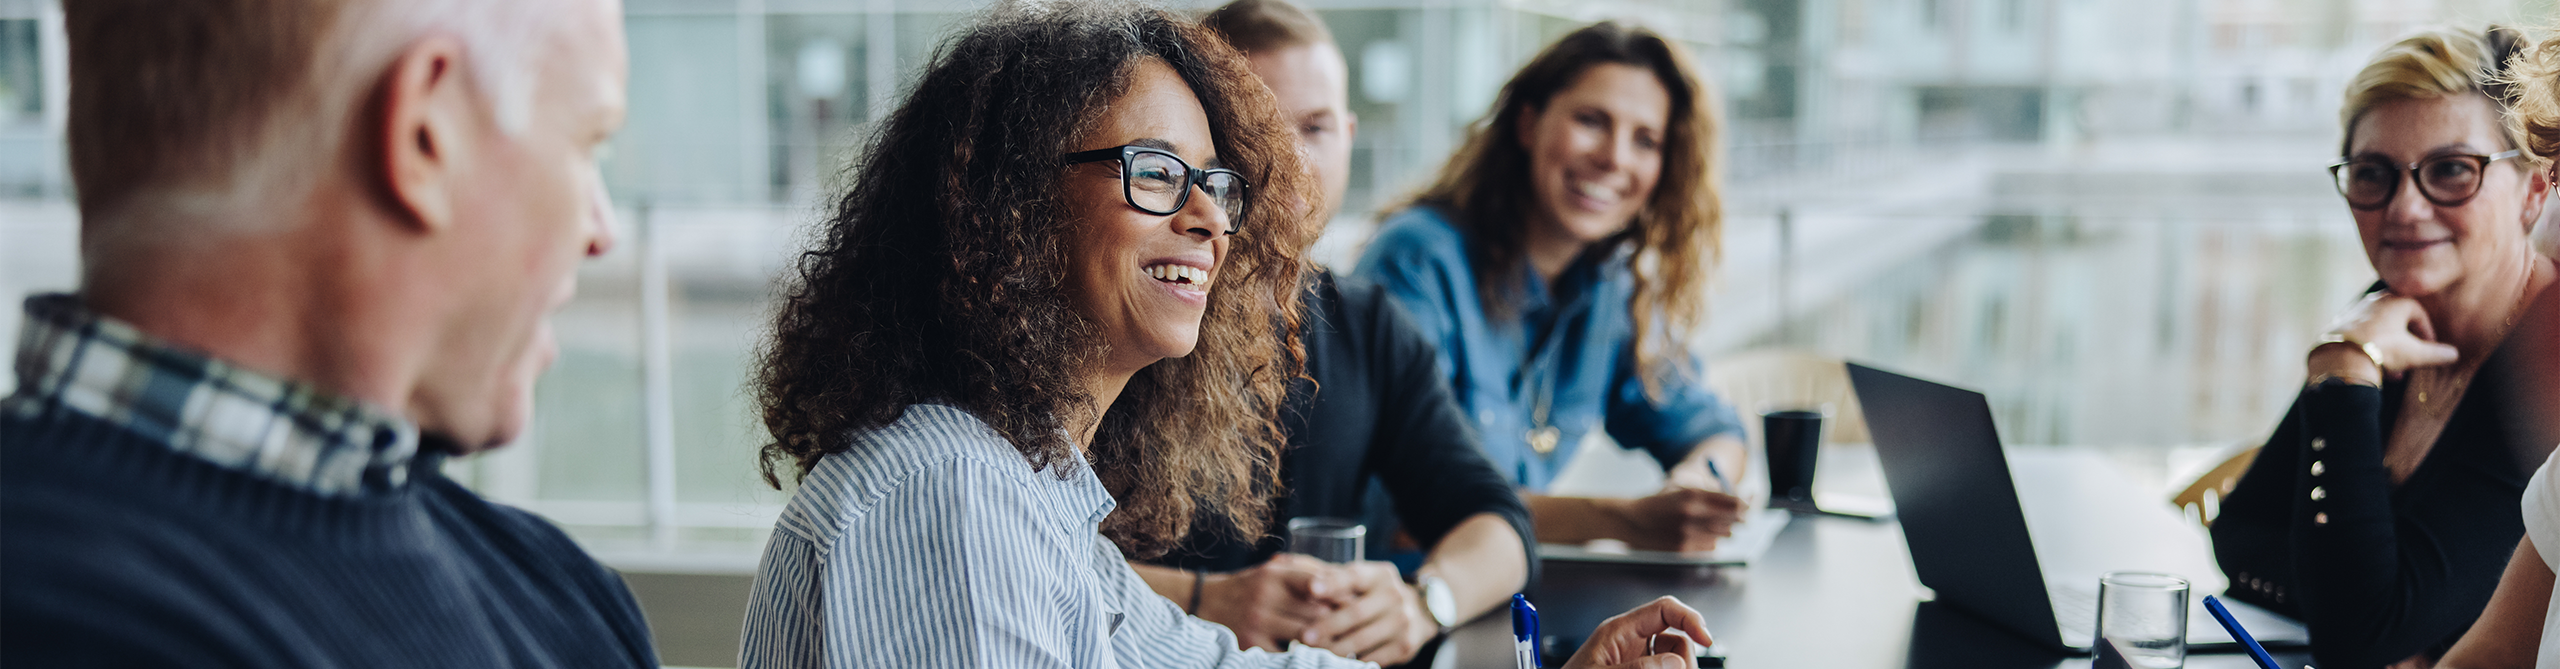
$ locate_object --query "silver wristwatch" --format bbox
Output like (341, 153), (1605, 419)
(1416, 574), (1459, 631)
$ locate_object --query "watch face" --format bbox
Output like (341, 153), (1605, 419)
(1421, 576), (1459, 628)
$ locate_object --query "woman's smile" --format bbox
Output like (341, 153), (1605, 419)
(1562, 170), (1630, 214)
(1142, 257), (1216, 302)
(2379, 236), (2449, 251)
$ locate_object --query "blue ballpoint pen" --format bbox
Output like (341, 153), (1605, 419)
(2203, 595), (2283, 669)
(1705, 460), (1734, 493)
(1511, 594), (1541, 669)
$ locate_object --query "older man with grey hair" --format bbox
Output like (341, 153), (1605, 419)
(1, 0), (654, 666)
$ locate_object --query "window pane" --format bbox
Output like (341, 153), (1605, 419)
(609, 14), (758, 203)
(533, 253), (647, 505)
(0, 20), (38, 125)
(663, 209), (793, 514)
(767, 13), (867, 203)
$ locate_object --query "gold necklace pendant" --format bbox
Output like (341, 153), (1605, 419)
(1527, 426), (1561, 454)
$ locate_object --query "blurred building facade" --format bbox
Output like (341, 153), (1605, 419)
(0, 1), (63, 198)
(1725, 0), (2554, 179)
(11, 0), (2553, 203)
(599, 0), (1728, 218)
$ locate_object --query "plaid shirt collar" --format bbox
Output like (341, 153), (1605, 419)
(3, 294), (422, 496)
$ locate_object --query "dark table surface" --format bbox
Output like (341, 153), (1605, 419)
(1435, 451), (2315, 669)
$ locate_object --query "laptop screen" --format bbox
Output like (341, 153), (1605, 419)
(1847, 362), (2066, 648)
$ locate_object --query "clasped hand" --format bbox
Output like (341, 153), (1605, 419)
(1199, 553), (1435, 664)
(2317, 291), (2461, 383)
(1204, 558), (1717, 669)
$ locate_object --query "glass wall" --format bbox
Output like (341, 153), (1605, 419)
(0, 1), (68, 373)
(0, 2), (64, 200)
(4, 0), (2555, 557)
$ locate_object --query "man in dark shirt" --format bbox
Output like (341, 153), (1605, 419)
(2, 1), (655, 666)
(1126, 1), (1535, 665)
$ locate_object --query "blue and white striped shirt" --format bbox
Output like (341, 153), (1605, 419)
(739, 404), (1372, 669)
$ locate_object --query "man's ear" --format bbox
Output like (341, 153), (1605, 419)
(378, 36), (473, 234)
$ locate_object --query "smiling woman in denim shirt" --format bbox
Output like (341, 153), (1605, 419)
(1355, 22), (1748, 554)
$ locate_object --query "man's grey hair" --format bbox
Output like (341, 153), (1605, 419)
(338, 0), (567, 137)
(75, 0), (573, 252)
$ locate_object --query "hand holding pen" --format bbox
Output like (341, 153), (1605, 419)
(1604, 442), (1748, 553)
(1621, 485), (1745, 553)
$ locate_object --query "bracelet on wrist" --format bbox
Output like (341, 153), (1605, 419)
(2316, 333), (2386, 372)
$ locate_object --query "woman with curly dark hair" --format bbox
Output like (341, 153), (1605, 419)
(735, 4), (1716, 668)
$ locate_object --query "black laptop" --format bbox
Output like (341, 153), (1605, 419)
(1846, 362), (2308, 654)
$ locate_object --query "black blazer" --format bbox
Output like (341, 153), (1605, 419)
(1152, 271), (1536, 581)
(2212, 328), (2549, 669)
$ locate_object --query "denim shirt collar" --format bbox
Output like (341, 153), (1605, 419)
(1512, 242), (1624, 349)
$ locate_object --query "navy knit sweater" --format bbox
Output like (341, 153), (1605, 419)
(2, 410), (660, 668)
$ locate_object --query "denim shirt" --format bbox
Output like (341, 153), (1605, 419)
(1353, 206), (1743, 492)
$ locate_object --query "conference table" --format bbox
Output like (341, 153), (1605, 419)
(1431, 445), (2317, 669)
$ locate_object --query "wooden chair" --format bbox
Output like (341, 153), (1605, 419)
(1704, 348), (1868, 444)
(2171, 444), (2261, 528)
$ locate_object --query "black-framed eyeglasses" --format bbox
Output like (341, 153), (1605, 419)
(2327, 149), (2522, 211)
(1063, 145), (1250, 232)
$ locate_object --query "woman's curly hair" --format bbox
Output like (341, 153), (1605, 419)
(2506, 25), (2560, 171)
(751, 1), (1317, 558)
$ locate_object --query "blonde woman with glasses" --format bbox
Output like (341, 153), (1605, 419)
(2210, 25), (2555, 669)
(2421, 22), (2560, 669)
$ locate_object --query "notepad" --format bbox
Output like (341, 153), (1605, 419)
(1537, 508), (1792, 566)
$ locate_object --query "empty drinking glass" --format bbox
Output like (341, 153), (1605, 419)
(2096, 571), (2189, 669)
(1286, 517), (1365, 564)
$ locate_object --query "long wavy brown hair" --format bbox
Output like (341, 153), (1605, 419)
(1400, 22), (1721, 395)
(752, 1), (1316, 558)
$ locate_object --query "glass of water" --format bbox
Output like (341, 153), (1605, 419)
(2096, 572), (2189, 669)
(1286, 517), (1365, 564)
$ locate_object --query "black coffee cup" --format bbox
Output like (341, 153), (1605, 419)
(1762, 409), (1827, 505)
